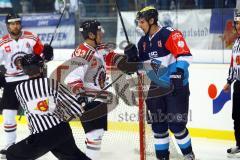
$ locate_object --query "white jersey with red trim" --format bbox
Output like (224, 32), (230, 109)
(0, 31), (44, 82)
(65, 42), (113, 94)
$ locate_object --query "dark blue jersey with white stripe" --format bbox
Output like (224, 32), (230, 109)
(138, 26), (192, 86)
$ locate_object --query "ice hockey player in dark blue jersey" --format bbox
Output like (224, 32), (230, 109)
(124, 6), (195, 160)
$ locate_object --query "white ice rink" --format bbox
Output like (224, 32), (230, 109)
(0, 123), (238, 160)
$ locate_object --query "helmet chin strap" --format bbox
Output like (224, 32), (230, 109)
(145, 20), (153, 37)
(88, 35), (98, 48)
(146, 24), (152, 36)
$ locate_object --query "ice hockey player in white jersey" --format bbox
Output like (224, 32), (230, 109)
(0, 13), (53, 158)
(6, 54), (90, 160)
(64, 20), (138, 160)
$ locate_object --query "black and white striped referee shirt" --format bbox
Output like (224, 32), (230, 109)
(15, 77), (84, 134)
(228, 37), (240, 84)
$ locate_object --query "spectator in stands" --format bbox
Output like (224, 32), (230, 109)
(158, 0), (172, 10)
(214, 0), (236, 8)
(11, 0), (22, 13)
(82, 0), (97, 16)
(32, 0), (55, 12)
(224, 0), (236, 8)
(196, 0), (214, 8)
(237, 0), (240, 9)
(178, 0), (196, 9)
(78, 0), (86, 16)
(116, 0), (129, 11)
(20, 0), (32, 13)
(55, 0), (78, 14)
(0, 0), (13, 13)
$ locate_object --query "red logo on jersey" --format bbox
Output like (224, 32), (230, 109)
(35, 99), (49, 112)
(26, 42), (30, 48)
(5, 46), (11, 53)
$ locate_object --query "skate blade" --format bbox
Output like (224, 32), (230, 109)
(227, 153), (240, 158)
(0, 154), (6, 159)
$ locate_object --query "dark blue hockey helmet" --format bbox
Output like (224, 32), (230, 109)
(5, 13), (21, 24)
(136, 6), (158, 24)
(79, 20), (104, 40)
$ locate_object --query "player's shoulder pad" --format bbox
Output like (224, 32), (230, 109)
(97, 43), (107, 50)
(1, 34), (10, 40)
(73, 43), (95, 62)
(159, 26), (176, 41)
(23, 31), (34, 36)
(22, 31), (38, 40)
(169, 29), (184, 39)
(0, 34), (11, 47)
(97, 43), (113, 55)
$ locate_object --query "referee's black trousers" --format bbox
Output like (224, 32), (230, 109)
(233, 80), (240, 147)
(6, 122), (90, 160)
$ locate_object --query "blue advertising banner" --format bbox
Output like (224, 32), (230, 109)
(0, 13), (75, 48)
(209, 8), (234, 34)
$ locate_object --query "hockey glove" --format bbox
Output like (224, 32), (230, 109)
(116, 55), (139, 75)
(170, 68), (184, 91)
(42, 44), (53, 61)
(76, 94), (88, 107)
(124, 43), (139, 63)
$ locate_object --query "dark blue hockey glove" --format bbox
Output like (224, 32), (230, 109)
(42, 44), (53, 61)
(170, 68), (184, 91)
(76, 95), (88, 107)
(116, 55), (139, 75)
(124, 43), (139, 63)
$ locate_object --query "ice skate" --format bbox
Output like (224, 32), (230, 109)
(227, 146), (240, 158)
(0, 143), (14, 159)
(184, 152), (195, 160)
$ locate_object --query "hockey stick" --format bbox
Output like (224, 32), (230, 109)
(79, 73), (124, 122)
(89, 73), (124, 102)
(116, 2), (146, 159)
(15, 4), (68, 120)
(80, 73), (124, 107)
(116, 0), (130, 44)
(49, 0), (66, 45)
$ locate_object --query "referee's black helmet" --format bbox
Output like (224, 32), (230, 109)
(21, 54), (44, 76)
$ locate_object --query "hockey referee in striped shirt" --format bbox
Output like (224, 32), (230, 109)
(5, 54), (91, 160)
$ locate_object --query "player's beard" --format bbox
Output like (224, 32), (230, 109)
(10, 29), (21, 36)
(8, 27), (22, 37)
